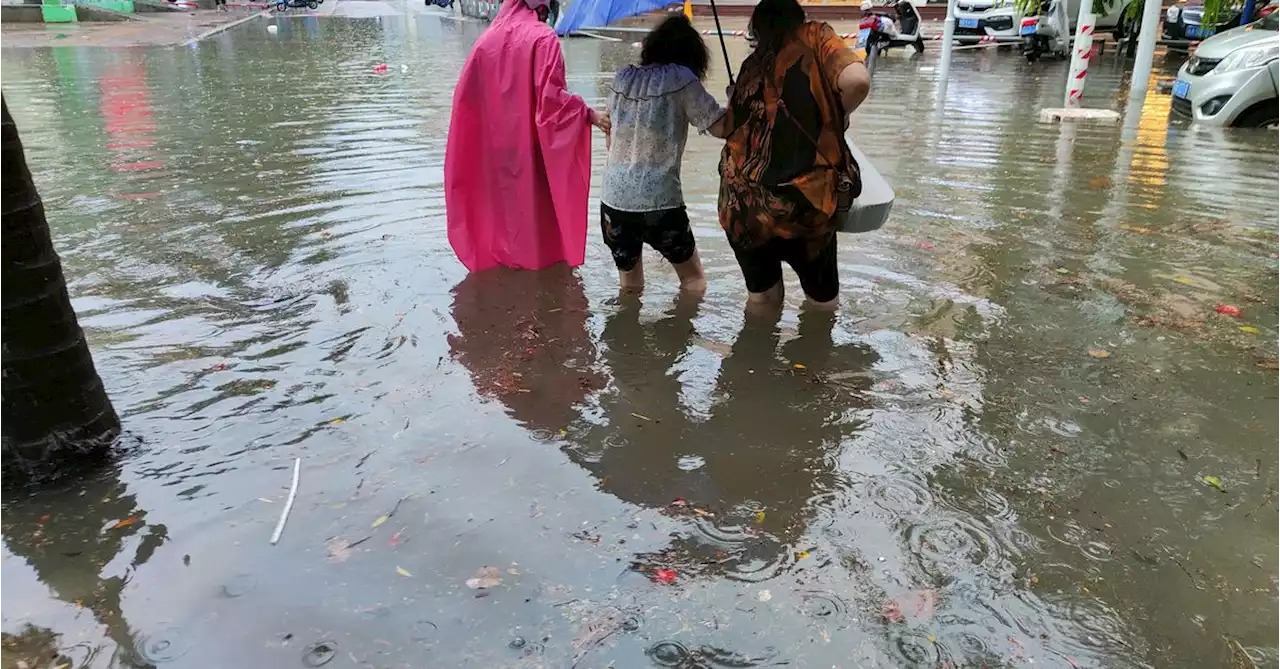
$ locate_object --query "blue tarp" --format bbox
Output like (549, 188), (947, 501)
(554, 0), (675, 34)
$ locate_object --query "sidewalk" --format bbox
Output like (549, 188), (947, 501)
(0, 6), (266, 47)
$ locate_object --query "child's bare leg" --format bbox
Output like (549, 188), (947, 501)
(672, 251), (706, 293)
(618, 260), (644, 293)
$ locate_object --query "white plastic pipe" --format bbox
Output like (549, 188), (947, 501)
(1063, 0), (1097, 107)
(1128, 0), (1164, 101)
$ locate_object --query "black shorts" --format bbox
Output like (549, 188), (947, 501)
(732, 235), (839, 303)
(600, 203), (696, 272)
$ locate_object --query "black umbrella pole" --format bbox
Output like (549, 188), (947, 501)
(707, 0), (734, 85)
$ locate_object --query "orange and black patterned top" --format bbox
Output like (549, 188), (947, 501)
(717, 22), (863, 257)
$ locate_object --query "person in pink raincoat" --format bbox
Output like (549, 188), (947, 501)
(445, 0), (611, 272)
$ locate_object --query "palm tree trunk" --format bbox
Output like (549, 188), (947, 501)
(2, 95), (120, 486)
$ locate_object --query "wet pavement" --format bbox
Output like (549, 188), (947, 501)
(2, 10), (1277, 669)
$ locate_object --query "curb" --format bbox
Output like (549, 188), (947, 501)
(182, 9), (269, 46)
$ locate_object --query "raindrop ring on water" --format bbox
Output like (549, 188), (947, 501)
(866, 476), (936, 516)
(796, 589), (849, 620)
(906, 516), (998, 581)
(131, 627), (191, 665)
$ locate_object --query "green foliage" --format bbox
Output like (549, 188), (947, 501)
(1200, 0), (1245, 28)
(1012, 0), (1121, 18)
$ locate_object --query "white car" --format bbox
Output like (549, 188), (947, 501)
(953, 0), (1123, 40)
(1171, 13), (1280, 126)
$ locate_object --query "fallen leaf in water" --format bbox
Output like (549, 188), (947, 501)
(1239, 326), (1261, 334)
(754, 511), (766, 524)
(794, 550), (810, 560)
(1118, 224), (1153, 234)
(1087, 349), (1111, 359)
(1029, 573), (1039, 585)
(1173, 277), (1196, 285)
(757, 589), (772, 602)
(1055, 267), (1072, 274)
(630, 412), (652, 421)
(387, 530), (403, 547)
(669, 498), (688, 507)
(328, 418), (344, 425)
(882, 588), (937, 623)
(109, 516), (140, 530)
(691, 508), (715, 518)
(1199, 475), (1227, 492)
(1088, 176), (1111, 189)
(372, 515), (389, 528)
(793, 364), (806, 370)
(1215, 304), (1242, 317)
(396, 566), (412, 577)
(465, 566), (503, 589)
(928, 633), (937, 643)
(38, 514), (51, 524)
(651, 568), (677, 585)
(327, 538), (353, 562)
(919, 241), (935, 250)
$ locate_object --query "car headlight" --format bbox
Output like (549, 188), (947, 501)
(1212, 39), (1280, 74)
(1165, 5), (1181, 21)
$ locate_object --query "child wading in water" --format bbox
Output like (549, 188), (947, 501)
(601, 16), (730, 293)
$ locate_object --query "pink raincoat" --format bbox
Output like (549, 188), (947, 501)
(444, 0), (593, 272)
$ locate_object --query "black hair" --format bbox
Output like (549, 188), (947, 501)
(747, 0), (806, 58)
(534, 0), (559, 23)
(640, 15), (711, 80)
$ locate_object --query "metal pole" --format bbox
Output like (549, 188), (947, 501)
(938, 0), (957, 85)
(1063, 0), (1097, 107)
(1128, 0), (1163, 101)
(708, 0), (735, 85)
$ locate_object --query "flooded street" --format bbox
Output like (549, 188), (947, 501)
(2, 9), (1277, 668)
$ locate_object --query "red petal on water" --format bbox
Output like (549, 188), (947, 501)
(651, 569), (677, 584)
(1216, 304), (1242, 317)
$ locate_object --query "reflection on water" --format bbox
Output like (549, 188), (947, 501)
(1, 15), (1277, 669)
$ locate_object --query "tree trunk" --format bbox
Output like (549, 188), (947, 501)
(2, 95), (120, 486)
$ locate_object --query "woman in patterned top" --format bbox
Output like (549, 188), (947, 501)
(601, 16), (731, 294)
(718, 0), (870, 310)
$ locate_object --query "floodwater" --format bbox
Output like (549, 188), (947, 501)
(2, 9), (1277, 669)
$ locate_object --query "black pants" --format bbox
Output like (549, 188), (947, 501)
(731, 235), (839, 303)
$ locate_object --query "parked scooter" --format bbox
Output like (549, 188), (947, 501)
(1019, 0), (1071, 61)
(275, 0), (318, 10)
(859, 0), (926, 56)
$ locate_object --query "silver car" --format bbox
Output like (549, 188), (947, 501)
(1171, 12), (1279, 127)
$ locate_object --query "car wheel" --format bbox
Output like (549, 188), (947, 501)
(1233, 103), (1279, 128)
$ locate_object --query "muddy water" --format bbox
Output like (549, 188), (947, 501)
(2, 13), (1277, 669)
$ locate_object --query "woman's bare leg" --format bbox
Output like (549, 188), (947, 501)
(672, 251), (707, 293)
(746, 279), (784, 315)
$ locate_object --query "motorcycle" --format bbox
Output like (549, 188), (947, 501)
(275, 0), (318, 10)
(1019, 0), (1071, 62)
(425, 0), (454, 8)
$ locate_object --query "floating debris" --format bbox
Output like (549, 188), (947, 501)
(269, 458), (301, 545)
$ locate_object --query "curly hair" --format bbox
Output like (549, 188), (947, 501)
(640, 15), (711, 80)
